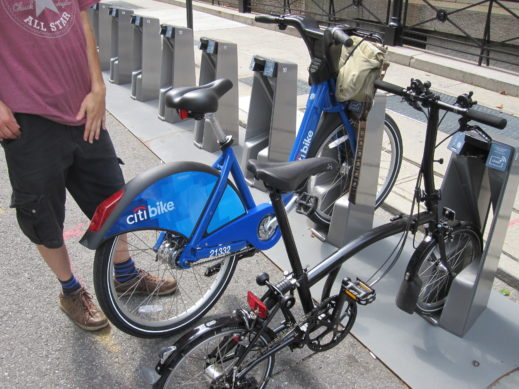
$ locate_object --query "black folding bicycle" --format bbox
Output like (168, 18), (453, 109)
(151, 78), (507, 388)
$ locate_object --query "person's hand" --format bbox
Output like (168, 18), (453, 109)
(76, 87), (106, 143)
(0, 101), (21, 142)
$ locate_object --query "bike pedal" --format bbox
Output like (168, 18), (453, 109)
(296, 193), (317, 216)
(204, 262), (222, 277)
(342, 277), (376, 305)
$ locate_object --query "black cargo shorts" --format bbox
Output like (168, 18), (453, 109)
(1, 114), (125, 248)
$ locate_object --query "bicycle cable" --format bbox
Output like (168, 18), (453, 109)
(366, 125), (426, 286)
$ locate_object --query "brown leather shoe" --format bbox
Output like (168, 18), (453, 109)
(59, 287), (109, 331)
(115, 269), (177, 297)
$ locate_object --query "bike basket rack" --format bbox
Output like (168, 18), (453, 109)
(109, 8), (134, 85)
(193, 38), (239, 152)
(242, 56), (297, 183)
(97, 3), (113, 71)
(130, 16), (162, 102)
(87, 4), (100, 45)
(158, 25), (196, 123)
(435, 130), (519, 336)
(326, 94), (387, 247)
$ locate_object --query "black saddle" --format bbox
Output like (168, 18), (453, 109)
(165, 78), (233, 115)
(247, 158), (338, 193)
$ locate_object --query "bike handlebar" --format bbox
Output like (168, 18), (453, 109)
(331, 27), (353, 47)
(255, 14), (353, 47)
(464, 108), (506, 129)
(254, 14), (279, 25)
(374, 80), (507, 130)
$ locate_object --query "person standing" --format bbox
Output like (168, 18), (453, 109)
(0, 0), (176, 331)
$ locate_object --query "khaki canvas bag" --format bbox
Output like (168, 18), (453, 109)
(335, 36), (388, 103)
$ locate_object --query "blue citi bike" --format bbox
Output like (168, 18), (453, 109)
(80, 15), (402, 338)
(149, 78), (508, 388)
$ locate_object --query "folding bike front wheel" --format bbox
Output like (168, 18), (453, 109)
(413, 223), (482, 314)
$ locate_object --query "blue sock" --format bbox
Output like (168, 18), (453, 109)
(114, 258), (139, 283)
(60, 275), (81, 295)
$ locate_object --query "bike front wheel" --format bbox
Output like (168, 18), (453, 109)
(155, 325), (275, 388)
(414, 223), (482, 314)
(306, 113), (402, 228)
(93, 230), (238, 337)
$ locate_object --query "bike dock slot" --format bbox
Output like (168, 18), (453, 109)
(96, 3), (113, 71)
(194, 38), (239, 152)
(437, 131), (519, 336)
(157, 25), (196, 123)
(242, 56), (297, 183)
(87, 4), (100, 44)
(108, 8), (134, 85)
(326, 94), (387, 246)
(130, 15), (162, 102)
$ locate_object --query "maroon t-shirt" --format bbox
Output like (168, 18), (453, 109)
(0, 0), (99, 125)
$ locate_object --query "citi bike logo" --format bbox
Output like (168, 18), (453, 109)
(296, 130), (314, 160)
(126, 201), (175, 225)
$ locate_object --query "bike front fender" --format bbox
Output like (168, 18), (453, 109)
(80, 161), (246, 249)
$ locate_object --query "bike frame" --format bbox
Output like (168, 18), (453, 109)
(289, 79), (356, 161)
(265, 104), (450, 314)
(174, 78), (355, 268)
(215, 97), (449, 379)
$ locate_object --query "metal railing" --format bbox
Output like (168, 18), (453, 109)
(198, 0), (518, 71)
(401, 0), (518, 71)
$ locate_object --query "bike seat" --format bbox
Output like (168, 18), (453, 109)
(165, 78), (233, 114)
(247, 158), (338, 193)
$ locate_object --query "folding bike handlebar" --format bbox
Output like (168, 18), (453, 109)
(374, 79), (507, 130)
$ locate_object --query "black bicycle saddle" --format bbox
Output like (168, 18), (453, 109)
(247, 157), (338, 193)
(165, 78), (233, 114)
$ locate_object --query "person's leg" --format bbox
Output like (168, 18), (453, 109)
(37, 244), (73, 281)
(65, 126), (129, 266)
(3, 114), (108, 330)
(66, 126), (176, 295)
(38, 243), (108, 330)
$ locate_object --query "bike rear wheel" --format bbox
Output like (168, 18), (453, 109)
(306, 113), (402, 228)
(154, 325), (275, 388)
(94, 230), (237, 338)
(414, 223), (482, 314)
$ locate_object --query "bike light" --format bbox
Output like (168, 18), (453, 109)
(247, 291), (268, 319)
(88, 189), (125, 232)
(178, 109), (189, 120)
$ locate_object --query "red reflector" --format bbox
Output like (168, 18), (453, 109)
(88, 189), (125, 232)
(178, 109), (189, 120)
(247, 291), (268, 319)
